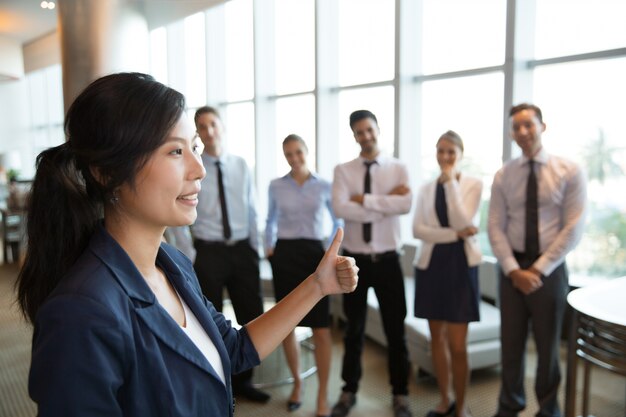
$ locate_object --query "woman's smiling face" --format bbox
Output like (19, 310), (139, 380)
(114, 116), (206, 231)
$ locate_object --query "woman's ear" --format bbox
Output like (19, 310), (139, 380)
(89, 166), (108, 186)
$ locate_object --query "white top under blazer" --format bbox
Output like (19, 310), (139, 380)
(412, 174), (483, 269)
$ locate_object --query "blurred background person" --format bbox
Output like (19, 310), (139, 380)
(413, 130), (482, 417)
(488, 104), (586, 417)
(191, 106), (270, 403)
(265, 134), (342, 417)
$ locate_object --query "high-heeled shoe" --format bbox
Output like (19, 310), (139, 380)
(286, 400), (302, 412)
(426, 401), (456, 417)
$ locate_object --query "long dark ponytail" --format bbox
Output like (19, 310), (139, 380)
(16, 72), (185, 322)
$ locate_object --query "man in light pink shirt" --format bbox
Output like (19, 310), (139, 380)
(488, 103), (586, 417)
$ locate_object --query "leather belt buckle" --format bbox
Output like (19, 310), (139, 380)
(370, 253), (382, 263)
(224, 239), (238, 247)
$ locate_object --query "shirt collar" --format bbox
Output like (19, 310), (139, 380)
(519, 147), (548, 166)
(282, 171), (319, 183)
(358, 155), (383, 165)
(203, 152), (228, 165)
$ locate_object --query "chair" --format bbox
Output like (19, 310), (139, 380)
(2, 209), (24, 263)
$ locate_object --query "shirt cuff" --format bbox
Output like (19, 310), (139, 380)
(533, 256), (558, 277)
(501, 256), (520, 276)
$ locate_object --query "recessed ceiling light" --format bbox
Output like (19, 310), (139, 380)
(40, 1), (55, 10)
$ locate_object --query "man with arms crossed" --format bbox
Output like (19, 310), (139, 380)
(488, 103), (586, 417)
(331, 110), (413, 417)
(192, 106), (270, 403)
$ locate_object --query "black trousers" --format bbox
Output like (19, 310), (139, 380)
(496, 253), (569, 417)
(193, 239), (264, 388)
(340, 250), (409, 396)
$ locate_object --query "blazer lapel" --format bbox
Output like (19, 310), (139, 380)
(161, 253), (233, 381)
(88, 225), (229, 384)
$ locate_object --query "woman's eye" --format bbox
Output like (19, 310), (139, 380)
(170, 148), (183, 156)
(193, 141), (204, 154)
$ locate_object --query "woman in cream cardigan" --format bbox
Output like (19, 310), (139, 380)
(413, 130), (482, 417)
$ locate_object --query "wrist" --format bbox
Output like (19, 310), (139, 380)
(309, 272), (326, 298)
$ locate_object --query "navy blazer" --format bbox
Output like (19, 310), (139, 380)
(29, 224), (260, 417)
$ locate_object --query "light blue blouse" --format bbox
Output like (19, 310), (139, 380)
(264, 173), (342, 251)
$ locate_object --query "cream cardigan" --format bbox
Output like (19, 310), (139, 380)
(412, 174), (483, 269)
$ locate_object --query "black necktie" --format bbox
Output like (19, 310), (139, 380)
(216, 161), (232, 240)
(525, 159), (539, 259)
(363, 161), (375, 243)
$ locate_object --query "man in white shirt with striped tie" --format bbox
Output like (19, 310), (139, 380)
(331, 110), (413, 417)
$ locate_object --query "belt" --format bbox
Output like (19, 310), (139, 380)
(195, 238), (247, 247)
(513, 250), (543, 269)
(343, 249), (398, 263)
(513, 250), (541, 262)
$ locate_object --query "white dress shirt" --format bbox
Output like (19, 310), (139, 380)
(178, 293), (226, 385)
(332, 155), (412, 254)
(413, 174), (483, 269)
(488, 147), (587, 276)
(192, 152), (259, 250)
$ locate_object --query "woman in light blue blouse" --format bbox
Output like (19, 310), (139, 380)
(265, 134), (342, 417)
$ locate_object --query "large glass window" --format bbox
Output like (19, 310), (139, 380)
(223, 102), (256, 174)
(149, 27), (168, 84)
(420, 73), (504, 180)
(224, 0), (254, 101)
(338, 0), (395, 86)
(421, 72), (504, 254)
(27, 65), (64, 176)
(421, 0), (506, 74)
(534, 58), (626, 278)
(137, 0), (626, 283)
(337, 86), (395, 163)
(534, 0), (626, 59)
(274, 0), (315, 95)
(183, 13), (207, 108)
(275, 94), (316, 175)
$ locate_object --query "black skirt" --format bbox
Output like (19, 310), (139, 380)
(269, 239), (330, 328)
(414, 240), (480, 323)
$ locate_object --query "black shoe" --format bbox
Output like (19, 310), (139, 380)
(331, 391), (356, 417)
(234, 384), (271, 403)
(287, 400), (302, 411)
(425, 402), (455, 417)
(393, 395), (413, 417)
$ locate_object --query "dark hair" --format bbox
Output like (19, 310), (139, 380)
(437, 130), (464, 153)
(509, 103), (543, 124)
(16, 72), (185, 323)
(282, 134), (308, 152)
(349, 110), (378, 130)
(194, 106), (221, 126)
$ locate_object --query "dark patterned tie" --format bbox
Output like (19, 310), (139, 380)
(525, 159), (539, 259)
(363, 161), (375, 243)
(216, 161), (232, 240)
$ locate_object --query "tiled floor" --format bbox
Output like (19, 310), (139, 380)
(1, 262), (624, 417)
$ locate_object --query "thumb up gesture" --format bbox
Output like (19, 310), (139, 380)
(314, 228), (359, 295)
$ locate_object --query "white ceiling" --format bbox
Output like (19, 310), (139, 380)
(0, 0), (58, 44)
(0, 0), (228, 46)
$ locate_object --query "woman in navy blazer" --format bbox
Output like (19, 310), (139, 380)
(16, 72), (358, 417)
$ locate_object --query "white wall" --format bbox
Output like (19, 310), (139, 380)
(0, 78), (31, 176)
(0, 36), (25, 80)
(23, 31), (61, 73)
(0, 32), (61, 178)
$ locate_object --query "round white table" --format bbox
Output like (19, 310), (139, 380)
(565, 277), (626, 417)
